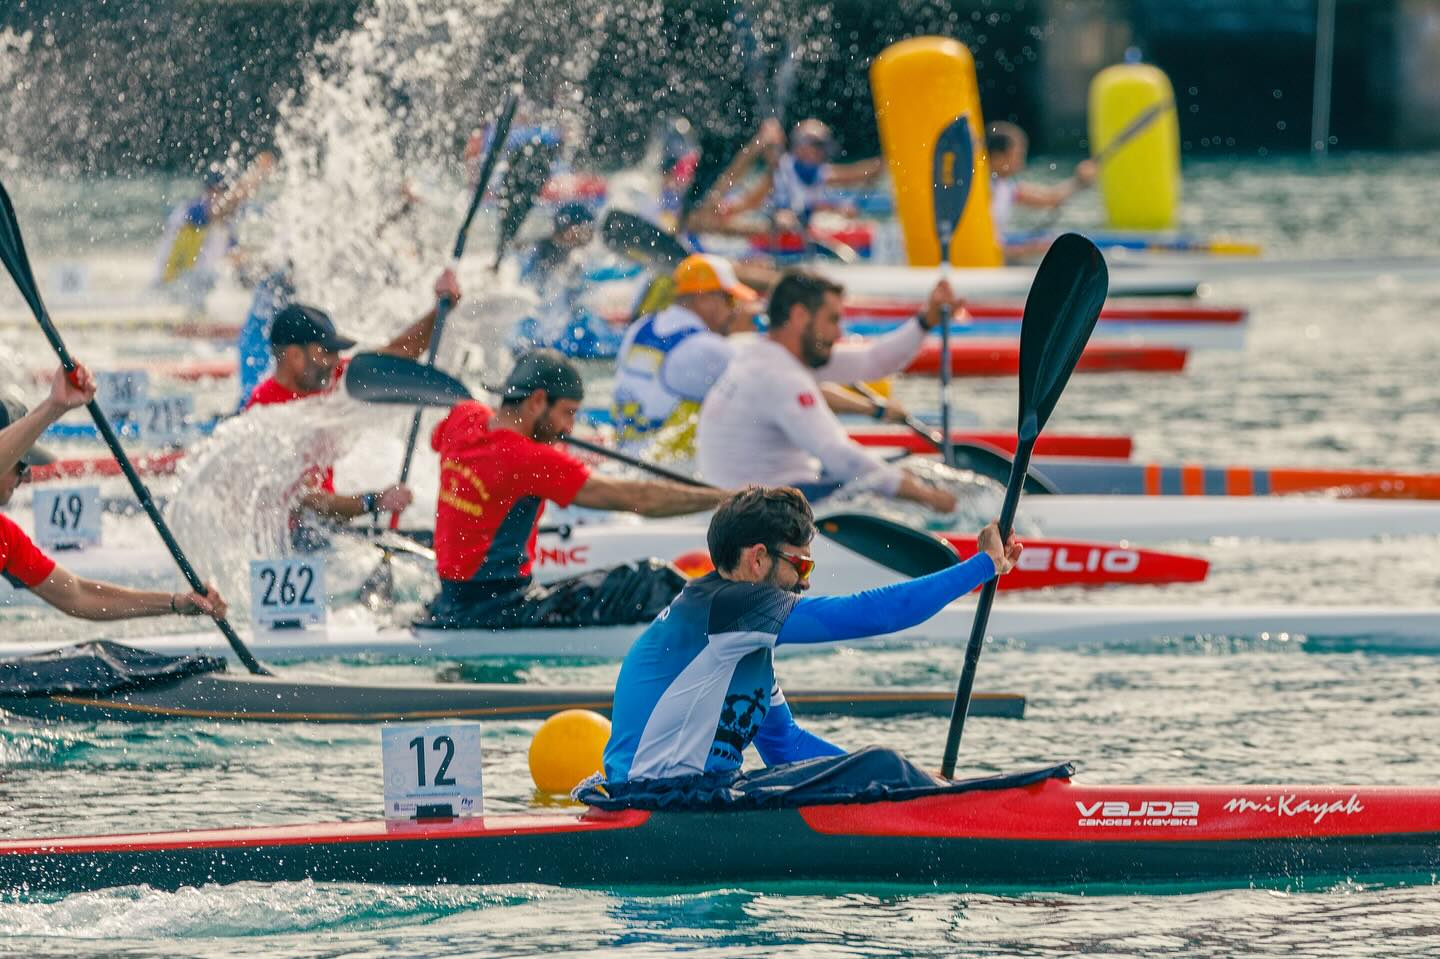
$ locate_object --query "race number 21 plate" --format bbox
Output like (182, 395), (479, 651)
(248, 558), (326, 629)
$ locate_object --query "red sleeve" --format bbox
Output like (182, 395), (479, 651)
(0, 516), (57, 589)
(523, 443), (591, 507)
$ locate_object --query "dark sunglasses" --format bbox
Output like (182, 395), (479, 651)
(12, 462), (30, 481)
(775, 550), (815, 581)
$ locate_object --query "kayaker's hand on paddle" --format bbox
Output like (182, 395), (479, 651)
(48, 363), (96, 412)
(434, 268), (461, 306)
(377, 484), (414, 514)
(174, 582), (228, 619)
(880, 396), (910, 425)
(977, 520), (1023, 575)
(1073, 159), (1097, 187)
(920, 280), (966, 331)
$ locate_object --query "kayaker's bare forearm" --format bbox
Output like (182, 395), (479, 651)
(379, 310), (437, 360)
(298, 490), (367, 520)
(572, 475), (727, 517)
(33, 570), (177, 620)
(0, 398), (66, 475)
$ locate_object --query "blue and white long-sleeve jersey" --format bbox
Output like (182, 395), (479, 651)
(602, 553), (998, 783)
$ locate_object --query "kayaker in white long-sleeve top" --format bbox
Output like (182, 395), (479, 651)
(696, 269), (963, 512)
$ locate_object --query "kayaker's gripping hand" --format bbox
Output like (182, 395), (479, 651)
(175, 581), (229, 619)
(921, 280), (967, 331)
(50, 363), (96, 412)
(435, 268), (461, 306)
(978, 520), (1023, 575)
(377, 484), (414, 514)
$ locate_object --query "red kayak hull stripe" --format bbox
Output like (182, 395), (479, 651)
(848, 430), (1133, 460)
(905, 340), (1188, 377)
(803, 777), (1440, 842)
(847, 300), (1246, 325)
(944, 536), (1208, 588)
(28, 450), (186, 484)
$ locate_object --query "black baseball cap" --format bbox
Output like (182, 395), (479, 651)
(269, 303), (358, 352)
(0, 398), (56, 467)
(488, 349), (585, 403)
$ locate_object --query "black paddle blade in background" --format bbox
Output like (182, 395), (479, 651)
(492, 136), (560, 270)
(0, 181), (48, 322)
(601, 210), (689, 268)
(931, 114), (974, 256)
(455, 92), (519, 262)
(1016, 233), (1109, 442)
(815, 512), (959, 578)
(345, 353), (473, 407)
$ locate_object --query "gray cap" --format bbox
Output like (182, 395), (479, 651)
(487, 349), (585, 403)
(0, 398), (56, 467)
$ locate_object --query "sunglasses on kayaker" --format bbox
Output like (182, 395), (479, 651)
(11, 462), (29, 481)
(774, 549), (815, 581)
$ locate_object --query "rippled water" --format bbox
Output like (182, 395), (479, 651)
(3, 154), (1440, 954)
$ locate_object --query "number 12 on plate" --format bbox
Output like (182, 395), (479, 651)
(381, 722), (484, 819)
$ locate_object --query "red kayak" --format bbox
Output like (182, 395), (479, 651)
(943, 536), (1207, 588)
(847, 299), (1245, 326)
(905, 340), (1188, 377)
(673, 537), (1206, 590)
(4, 766), (1436, 891)
(28, 449), (185, 485)
(848, 429), (1133, 461)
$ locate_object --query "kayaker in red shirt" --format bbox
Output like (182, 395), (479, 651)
(244, 269), (459, 529)
(1, 366), (227, 620)
(420, 349), (729, 630)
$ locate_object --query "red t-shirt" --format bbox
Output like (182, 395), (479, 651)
(430, 401), (591, 582)
(1, 515), (57, 589)
(244, 358), (350, 493)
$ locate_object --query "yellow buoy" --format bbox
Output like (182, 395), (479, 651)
(528, 708), (611, 795)
(1088, 63), (1181, 230)
(871, 36), (1002, 268)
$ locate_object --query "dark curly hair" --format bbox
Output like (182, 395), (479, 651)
(707, 486), (815, 573)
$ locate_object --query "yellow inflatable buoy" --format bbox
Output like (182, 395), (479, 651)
(871, 36), (1002, 268)
(529, 709), (611, 795)
(1088, 63), (1181, 230)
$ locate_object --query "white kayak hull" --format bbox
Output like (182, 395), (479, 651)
(2, 603), (1435, 664)
(1024, 496), (1440, 544)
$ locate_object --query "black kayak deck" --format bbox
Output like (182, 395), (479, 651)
(0, 673), (1025, 723)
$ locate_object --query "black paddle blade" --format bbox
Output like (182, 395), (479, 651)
(947, 443), (1058, 495)
(815, 512), (959, 578)
(1017, 233), (1109, 443)
(493, 136), (560, 270)
(0, 180), (47, 322)
(931, 115), (975, 257)
(455, 92), (520, 261)
(600, 210), (689, 269)
(345, 353), (473, 407)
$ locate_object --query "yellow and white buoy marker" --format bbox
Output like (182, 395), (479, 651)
(529, 709), (611, 795)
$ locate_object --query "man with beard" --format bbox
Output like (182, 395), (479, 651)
(601, 486), (1019, 783)
(1, 366), (228, 621)
(419, 350), (729, 630)
(243, 269), (459, 526)
(696, 270), (960, 512)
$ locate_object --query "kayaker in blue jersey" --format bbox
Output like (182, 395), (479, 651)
(152, 152), (274, 308)
(610, 253), (758, 455)
(233, 267), (295, 412)
(602, 486), (1019, 783)
(512, 203), (622, 358)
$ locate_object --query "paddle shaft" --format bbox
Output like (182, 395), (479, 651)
(940, 440), (1032, 777)
(562, 434), (712, 488)
(388, 94), (519, 528)
(33, 312), (271, 676)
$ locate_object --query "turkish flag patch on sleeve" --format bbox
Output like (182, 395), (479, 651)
(797, 392), (816, 408)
